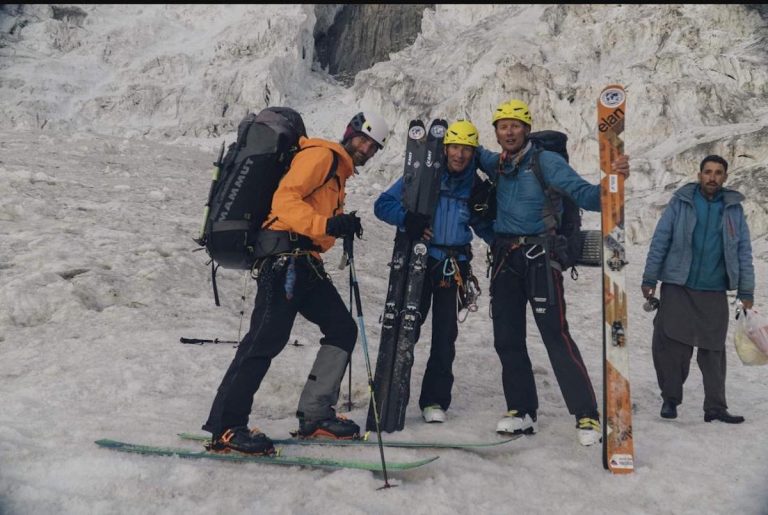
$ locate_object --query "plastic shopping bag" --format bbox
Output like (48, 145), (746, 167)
(743, 308), (768, 355)
(734, 308), (768, 366)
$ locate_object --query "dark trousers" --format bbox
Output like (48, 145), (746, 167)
(652, 321), (727, 412)
(414, 256), (469, 411)
(202, 255), (357, 437)
(490, 246), (597, 417)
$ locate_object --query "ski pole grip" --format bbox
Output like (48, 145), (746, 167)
(180, 337), (205, 344)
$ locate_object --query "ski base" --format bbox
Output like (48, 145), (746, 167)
(177, 432), (521, 449)
(95, 439), (438, 472)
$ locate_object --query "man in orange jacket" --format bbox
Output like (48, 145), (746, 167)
(203, 111), (390, 455)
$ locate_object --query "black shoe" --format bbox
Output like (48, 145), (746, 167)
(298, 416), (361, 439)
(208, 426), (275, 455)
(704, 410), (745, 424)
(660, 400), (677, 419)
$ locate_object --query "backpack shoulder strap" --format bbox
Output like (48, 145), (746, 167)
(303, 150), (340, 199)
(530, 146), (548, 190)
(530, 147), (560, 231)
(264, 150), (340, 231)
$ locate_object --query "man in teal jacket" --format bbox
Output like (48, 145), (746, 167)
(476, 99), (630, 446)
(642, 154), (754, 424)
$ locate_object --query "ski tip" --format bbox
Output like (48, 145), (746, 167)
(598, 85), (626, 110)
(407, 455), (439, 469)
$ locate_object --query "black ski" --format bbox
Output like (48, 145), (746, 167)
(381, 119), (448, 432)
(367, 120), (428, 432)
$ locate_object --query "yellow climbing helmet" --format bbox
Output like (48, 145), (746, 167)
(443, 120), (479, 147)
(492, 99), (532, 126)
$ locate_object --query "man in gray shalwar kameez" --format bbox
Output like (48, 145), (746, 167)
(641, 154), (755, 424)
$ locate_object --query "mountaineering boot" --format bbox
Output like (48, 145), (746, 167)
(660, 399), (678, 419)
(704, 410), (745, 424)
(576, 415), (602, 446)
(422, 404), (446, 423)
(496, 410), (537, 435)
(208, 426), (275, 455)
(298, 415), (361, 439)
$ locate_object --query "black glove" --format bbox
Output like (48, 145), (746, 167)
(326, 212), (363, 238)
(468, 174), (496, 222)
(404, 211), (430, 240)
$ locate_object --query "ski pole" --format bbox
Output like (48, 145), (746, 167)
(339, 244), (354, 413)
(346, 263), (354, 412)
(179, 337), (238, 345)
(343, 235), (393, 489)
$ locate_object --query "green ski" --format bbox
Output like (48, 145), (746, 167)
(95, 439), (437, 472)
(177, 432), (521, 449)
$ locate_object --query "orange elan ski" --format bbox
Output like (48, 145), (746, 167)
(598, 84), (634, 473)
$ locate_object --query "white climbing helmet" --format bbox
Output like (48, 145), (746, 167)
(346, 111), (390, 149)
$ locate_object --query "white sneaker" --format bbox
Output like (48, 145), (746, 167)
(496, 410), (537, 435)
(422, 405), (446, 423)
(577, 417), (602, 446)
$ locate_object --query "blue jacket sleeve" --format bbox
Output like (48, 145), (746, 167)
(475, 146), (500, 181)
(539, 151), (601, 211)
(735, 206), (755, 301)
(374, 177), (407, 228)
(642, 199), (677, 287)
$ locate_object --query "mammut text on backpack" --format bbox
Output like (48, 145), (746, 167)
(195, 107), (307, 270)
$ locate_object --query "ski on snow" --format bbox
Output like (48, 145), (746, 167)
(176, 432), (521, 449)
(598, 84), (635, 474)
(94, 439), (437, 472)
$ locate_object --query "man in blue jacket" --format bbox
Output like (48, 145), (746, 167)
(374, 120), (491, 424)
(641, 155), (754, 424)
(476, 99), (630, 446)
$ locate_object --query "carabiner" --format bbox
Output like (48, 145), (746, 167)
(442, 257), (457, 277)
(525, 244), (546, 260)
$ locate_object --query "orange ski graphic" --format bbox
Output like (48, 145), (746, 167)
(598, 84), (634, 473)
